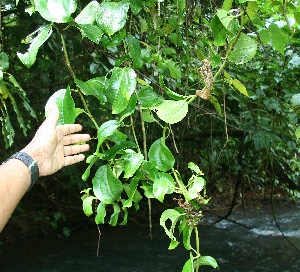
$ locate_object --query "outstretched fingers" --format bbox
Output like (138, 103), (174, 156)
(64, 154), (86, 167)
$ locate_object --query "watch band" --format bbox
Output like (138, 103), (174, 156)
(9, 152), (39, 191)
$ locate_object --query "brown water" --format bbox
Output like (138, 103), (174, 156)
(0, 204), (299, 272)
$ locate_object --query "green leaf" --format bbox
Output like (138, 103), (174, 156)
(97, 120), (119, 151)
(188, 162), (202, 175)
(165, 59), (182, 80)
(45, 87), (76, 125)
(75, 1), (99, 24)
(123, 177), (139, 208)
(231, 78), (249, 97)
(160, 209), (184, 250)
(0, 52), (9, 71)
(246, 1), (259, 19)
(119, 94), (138, 123)
(195, 256), (219, 268)
(17, 24), (52, 68)
(92, 164), (123, 204)
(291, 93), (300, 107)
(153, 100), (188, 124)
(182, 257), (193, 272)
(123, 151), (144, 178)
(82, 196), (94, 216)
(75, 77), (106, 103)
(102, 141), (137, 161)
(182, 223), (193, 250)
(141, 109), (156, 123)
(210, 16), (226, 46)
(229, 33), (257, 64)
(209, 95), (222, 115)
(33, 0), (77, 23)
(95, 202), (106, 224)
(250, 131), (282, 150)
(187, 176), (205, 201)
(153, 172), (175, 202)
(148, 138), (175, 172)
(295, 126), (300, 140)
(217, 9), (235, 30)
(138, 86), (163, 108)
(77, 24), (104, 44)
(126, 35), (143, 69)
(269, 23), (288, 55)
(222, 0), (232, 11)
(109, 204), (121, 226)
(96, 1), (129, 36)
(106, 67), (137, 114)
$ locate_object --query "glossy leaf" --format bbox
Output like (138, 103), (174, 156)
(153, 172), (175, 202)
(102, 141), (137, 161)
(291, 93), (300, 107)
(45, 87), (76, 125)
(109, 204), (121, 226)
(75, 1), (99, 24)
(123, 177), (139, 208)
(96, 1), (129, 36)
(165, 59), (181, 80)
(153, 100), (188, 124)
(229, 33), (257, 64)
(82, 196), (94, 216)
(195, 256), (219, 268)
(106, 67), (137, 114)
(182, 257), (193, 272)
(77, 24), (104, 44)
(119, 94), (138, 122)
(33, 0), (77, 23)
(95, 202), (106, 224)
(210, 16), (226, 46)
(148, 138), (175, 172)
(269, 23), (289, 55)
(186, 176), (205, 201)
(75, 77), (106, 103)
(92, 164), (123, 204)
(97, 120), (119, 151)
(123, 151), (144, 178)
(17, 25), (52, 68)
(0, 52), (9, 71)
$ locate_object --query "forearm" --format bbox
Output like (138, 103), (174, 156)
(0, 159), (30, 232)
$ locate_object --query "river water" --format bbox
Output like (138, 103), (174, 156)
(0, 204), (299, 272)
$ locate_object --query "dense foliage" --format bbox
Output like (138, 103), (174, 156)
(1, 0), (300, 270)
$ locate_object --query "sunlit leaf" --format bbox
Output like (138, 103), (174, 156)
(97, 120), (119, 151)
(153, 100), (188, 124)
(75, 77), (106, 103)
(77, 24), (104, 44)
(82, 196), (94, 216)
(126, 35), (143, 69)
(92, 164), (123, 204)
(96, 1), (129, 36)
(45, 87), (76, 125)
(75, 1), (99, 24)
(106, 67), (137, 114)
(17, 25), (52, 68)
(123, 151), (144, 178)
(34, 0), (77, 23)
(138, 86), (163, 108)
(195, 256), (219, 268)
(148, 138), (175, 172)
(229, 33), (257, 64)
(291, 93), (300, 107)
(95, 202), (106, 224)
(109, 204), (121, 226)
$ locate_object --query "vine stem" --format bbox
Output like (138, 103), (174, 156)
(213, 14), (244, 81)
(139, 108), (152, 239)
(194, 226), (201, 272)
(60, 33), (99, 130)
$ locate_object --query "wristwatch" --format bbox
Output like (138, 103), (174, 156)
(9, 152), (39, 191)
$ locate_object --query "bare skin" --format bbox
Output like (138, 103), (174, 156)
(0, 104), (91, 232)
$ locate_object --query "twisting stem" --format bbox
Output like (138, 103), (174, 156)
(60, 33), (99, 130)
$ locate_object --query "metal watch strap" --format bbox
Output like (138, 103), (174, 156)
(9, 152), (39, 191)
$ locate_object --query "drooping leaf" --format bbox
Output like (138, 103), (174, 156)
(109, 203), (121, 226)
(126, 35), (143, 69)
(92, 164), (123, 204)
(17, 24), (53, 68)
(269, 23), (289, 55)
(106, 67), (137, 114)
(229, 33), (257, 64)
(153, 100), (188, 124)
(95, 202), (106, 224)
(119, 94), (138, 122)
(210, 15), (227, 46)
(75, 77), (106, 103)
(0, 52), (9, 71)
(45, 87), (76, 125)
(148, 138), (175, 172)
(123, 151), (144, 178)
(165, 59), (182, 80)
(182, 256), (193, 272)
(295, 126), (300, 140)
(186, 176), (205, 201)
(96, 120), (119, 151)
(82, 195), (94, 216)
(153, 172), (175, 202)
(195, 256), (219, 268)
(75, 1), (99, 24)
(96, 1), (129, 36)
(34, 0), (77, 23)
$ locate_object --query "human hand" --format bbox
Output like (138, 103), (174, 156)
(22, 103), (91, 176)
